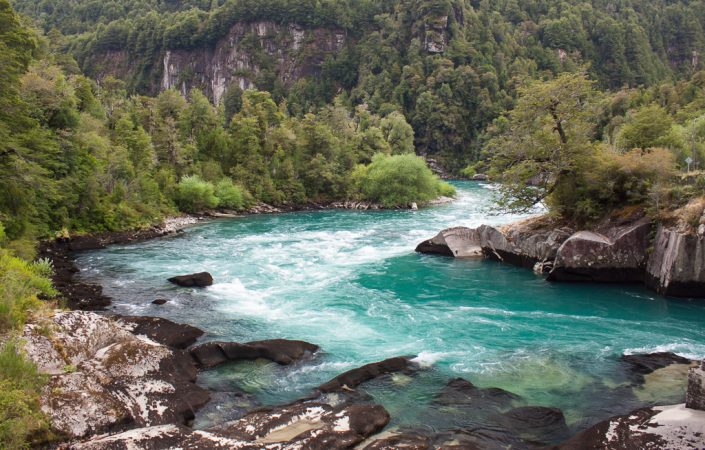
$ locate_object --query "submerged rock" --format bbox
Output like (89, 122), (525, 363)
(620, 352), (693, 383)
(318, 356), (413, 392)
(116, 315), (204, 349)
(189, 339), (319, 368)
(23, 311), (209, 439)
(69, 402), (390, 449)
(687, 359), (705, 411)
(548, 217), (652, 282)
(433, 378), (520, 412)
(500, 406), (570, 444)
(646, 224), (705, 297)
(168, 271), (214, 287)
(554, 404), (705, 449)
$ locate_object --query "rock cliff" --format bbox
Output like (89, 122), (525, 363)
(646, 224), (705, 297)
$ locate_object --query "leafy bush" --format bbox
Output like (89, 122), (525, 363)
(0, 340), (49, 449)
(353, 153), (455, 207)
(215, 178), (246, 210)
(174, 175), (219, 213)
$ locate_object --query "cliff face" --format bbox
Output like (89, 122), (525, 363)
(162, 22), (346, 103)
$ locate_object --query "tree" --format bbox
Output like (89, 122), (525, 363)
(486, 72), (601, 214)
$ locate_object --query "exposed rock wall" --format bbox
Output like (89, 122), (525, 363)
(161, 22), (346, 102)
(646, 224), (705, 297)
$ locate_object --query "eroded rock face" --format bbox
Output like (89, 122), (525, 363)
(23, 311), (209, 439)
(646, 224), (705, 297)
(478, 223), (573, 269)
(68, 402), (390, 449)
(168, 271), (213, 287)
(555, 404), (705, 449)
(687, 360), (705, 411)
(415, 227), (483, 258)
(161, 22), (346, 103)
(548, 218), (652, 282)
(189, 339), (319, 369)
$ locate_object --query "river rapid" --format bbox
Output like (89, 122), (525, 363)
(75, 181), (705, 438)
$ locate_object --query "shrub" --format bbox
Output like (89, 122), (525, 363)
(174, 175), (219, 213)
(353, 153), (456, 207)
(215, 178), (246, 210)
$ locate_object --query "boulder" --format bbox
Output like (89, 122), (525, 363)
(70, 402), (390, 449)
(471, 173), (489, 181)
(115, 315), (204, 349)
(23, 311), (209, 439)
(167, 272), (213, 287)
(554, 404), (705, 449)
(432, 378), (520, 412)
(318, 356), (413, 393)
(687, 360), (705, 411)
(415, 227), (483, 258)
(646, 224), (705, 298)
(620, 352), (692, 379)
(363, 433), (431, 449)
(548, 217), (652, 282)
(152, 298), (168, 305)
(189, 339), (319, 368)
(478, 223), (573, 270)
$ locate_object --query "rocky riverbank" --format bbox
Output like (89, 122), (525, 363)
(416, 207), (705, 298)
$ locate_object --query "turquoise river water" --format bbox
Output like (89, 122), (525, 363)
(75, 181), (705, 439)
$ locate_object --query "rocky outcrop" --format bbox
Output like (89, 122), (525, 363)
(115, 316), (204, 349)
(422, 15), (449, 53)
(68, 402), (390, 449)
(620, 352), (693, 379)
(548, 217), (652, 282)
(162, 22), (346, 103)
(23, 311), (209, 439)
(687, 359), (705, 410)
(415, 227), (483, 258)
(554, 404), (705, 449)
(318, 356), (413, 392)
(168, 271), (214, 287)
(189, 339), (319, 368)
(646, 224), (705, 297)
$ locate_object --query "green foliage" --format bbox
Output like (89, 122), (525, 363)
(214, 178), (246, 210)
(353, 153), (455, 207)
(0, 339), (49, 449)
(175, 175), (219, 212)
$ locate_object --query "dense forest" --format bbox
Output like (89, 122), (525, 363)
(10, 0), (705, 167)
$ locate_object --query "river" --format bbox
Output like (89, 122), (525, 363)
(75, 181), (705, 439)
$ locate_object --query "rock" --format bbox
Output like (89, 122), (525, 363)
(319, 356), (414, 392)
(71, 402), (390, 449)
(410, 202), (419, 210)
(554, 404), (705, 449)
(471, 173), (489, 181)
(189, 339), (319, 369)
(478, 221), (573, 269)
(646, 224), (705, 298)
(620, 352), (693, 383)
(433, 378), (520, 412)
(416, 227), (483, 258)
(167, 272), (213, 287)
(686, 360), (705, 411)
(500, 406), (570, 443)
(152, 298), (168, 305)
(23, 311), (209, 439)
(364, 433), (431, 449)
(115, 315), (204, 349)
(548, 217), (652, 282)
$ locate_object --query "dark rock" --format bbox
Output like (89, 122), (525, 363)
(116, 315), (204, 349)
(433, 378), (520, 412)
(318, 356), (413, 392)
(646, 224), (705, 298)
(553, 404), (705, 449)
(152, 298), (168, 305)
(620, 352), (692, 383)
(548, 217), (652, 283)
(687, 359), (705, 411)
(364, 432), (431, 449)
(416, 227), (483, 258)
(500, 406), (570, 444)
(168, 272), (214, 287)
(189, 339), (319, 369)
